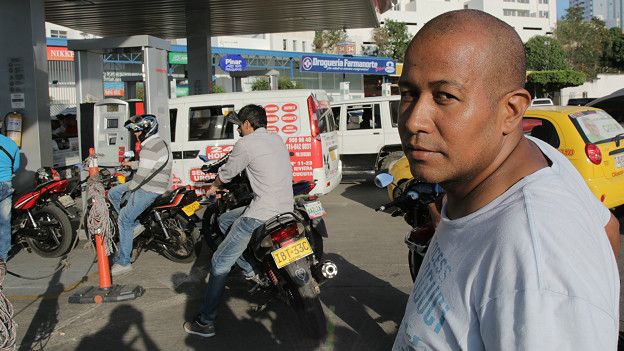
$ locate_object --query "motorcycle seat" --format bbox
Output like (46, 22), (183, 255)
(292, 180), (312, 196)
(152, 188), (184, 208)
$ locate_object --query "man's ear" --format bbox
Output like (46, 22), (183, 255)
(501, 88), (531, 135)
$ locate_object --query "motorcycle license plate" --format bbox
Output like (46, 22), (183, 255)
(303, 200), (326, 219)
(182, 201), (200, 216)
(271, 238), (313, 269)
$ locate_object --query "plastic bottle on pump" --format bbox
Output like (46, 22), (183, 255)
(4, 112), (22, 147)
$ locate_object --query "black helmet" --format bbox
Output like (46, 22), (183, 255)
(124, 114), (158, 141)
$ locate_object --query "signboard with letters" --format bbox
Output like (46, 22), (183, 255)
(219, 55), (247, 72)
(300, 55), (396, 75)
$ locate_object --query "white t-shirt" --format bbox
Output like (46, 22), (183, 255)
(393, 136), (619, 350)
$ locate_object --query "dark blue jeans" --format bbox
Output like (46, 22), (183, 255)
(199, 208), (263, 323)
(108, 183), (160, 266)
(0, 182), (12, 261)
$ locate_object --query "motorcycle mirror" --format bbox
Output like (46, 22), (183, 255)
(374, 173), (394, 188)
(123, 150), (135, 159)
(198, 155), (210, 163)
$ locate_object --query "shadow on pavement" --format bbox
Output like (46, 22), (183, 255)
(172, 242), (324, 350)
(340, 183), (389, 210)
(75, 304), (159, 351)
(172, 243), (408, 350)
(321, 253), (410, 350)
(18, 259), (64, 351)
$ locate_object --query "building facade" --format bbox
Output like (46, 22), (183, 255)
(570, 0), (622, 29)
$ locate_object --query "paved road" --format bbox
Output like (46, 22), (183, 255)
(6, 182), (624, 350)
(7, 183), (414, 351)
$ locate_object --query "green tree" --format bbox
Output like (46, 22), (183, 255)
(526, 70), (587, 97)
(212, 84), (225, 93)
(602, 27), (624, 71)
(251, 77), (300, 91)
(372, 20), (411, 61)
(525, 36), (569, 71)
(313, 30), (348, 53)
(555, 6), (608, 78)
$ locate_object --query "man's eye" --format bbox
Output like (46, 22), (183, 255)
(434, 92), (456, 103)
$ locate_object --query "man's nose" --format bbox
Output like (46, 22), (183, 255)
(401, 98), (434, 135)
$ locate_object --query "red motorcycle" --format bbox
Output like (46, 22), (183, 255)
(11, 167), (76, 258)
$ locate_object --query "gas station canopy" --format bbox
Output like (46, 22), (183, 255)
(44, 0), (390, 39)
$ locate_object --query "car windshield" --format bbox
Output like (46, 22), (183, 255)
(571, 109), (624, 144)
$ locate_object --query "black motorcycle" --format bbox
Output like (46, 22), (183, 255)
(375, 173), (443, 281)
(199, 153), (337, 340)
(83, 164), (202, 263)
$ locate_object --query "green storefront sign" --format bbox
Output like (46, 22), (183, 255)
(168, 52), (188, 65)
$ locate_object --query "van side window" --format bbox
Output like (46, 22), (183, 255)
(331, 107), (341, 129)
(317, 107), (335, 134)
(169, 108), (177, 142)
(346, 104), (380, 130)
(188, 105), (235, 141)
(390, 100), (400, 128)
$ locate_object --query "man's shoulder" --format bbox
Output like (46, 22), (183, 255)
(143, 136), (166, 149)
(0, 135), (17, 150)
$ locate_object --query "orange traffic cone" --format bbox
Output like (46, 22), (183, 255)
(89, 148), (111, 293)
(68, 148), (143, 304)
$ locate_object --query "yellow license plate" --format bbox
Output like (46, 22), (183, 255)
(271, 238), (313, 269)
(182, 201), (200, 216)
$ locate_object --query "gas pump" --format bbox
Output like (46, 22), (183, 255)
(93, 99), (131, 167)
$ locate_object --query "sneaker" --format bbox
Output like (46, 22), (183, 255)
(111, 263), (132, 276)
(184, 320), (216, 338)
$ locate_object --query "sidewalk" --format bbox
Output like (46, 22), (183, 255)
(5, 183), (415, 351)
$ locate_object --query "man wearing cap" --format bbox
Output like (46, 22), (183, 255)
(184, 104), (294, 338)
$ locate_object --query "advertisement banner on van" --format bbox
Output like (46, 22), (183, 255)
(300, 55), (396, 75)
(286, 136), (319, 181)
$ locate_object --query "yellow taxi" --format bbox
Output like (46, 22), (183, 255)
(387, 106), (624, 209)
(387, 155), (412, 200)
(523, 106), (624, 209)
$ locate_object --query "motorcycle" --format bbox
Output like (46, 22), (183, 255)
(82, 156), (202, 263)
(199, 153), (337, 340)
(11, 167), (76, 258)
(374, 173), (443, 281)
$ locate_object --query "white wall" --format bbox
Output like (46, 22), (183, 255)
(560, 74), (624, 105)
(45, 22), (98, 39)
(212, 35), (270, 50)
(269, 31), (315, 52)
(469, 0), (557, 42)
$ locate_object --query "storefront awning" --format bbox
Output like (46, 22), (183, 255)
(44, 0), (388, 39)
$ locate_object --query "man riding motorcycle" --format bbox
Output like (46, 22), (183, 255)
(184, 104), (294, 338)
(107, 114), (172, 276)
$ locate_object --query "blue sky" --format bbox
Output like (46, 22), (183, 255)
(557, 0), (569, 19)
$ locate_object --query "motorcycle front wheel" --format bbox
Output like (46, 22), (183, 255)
(408, 249), (425, 282)
(160, 219), (199, 263)
(26, 204), (73, 258)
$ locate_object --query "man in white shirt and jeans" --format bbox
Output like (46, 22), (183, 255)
(393, 10), (620, 350)
(184, 104), (294, 338)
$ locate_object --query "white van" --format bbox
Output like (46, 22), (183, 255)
(330, 95), (403, 178)
(168, 90), (342, 195)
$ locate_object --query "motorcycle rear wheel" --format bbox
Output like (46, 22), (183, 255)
(26, 204), (73, 258)
(287, 271), (327, 340)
